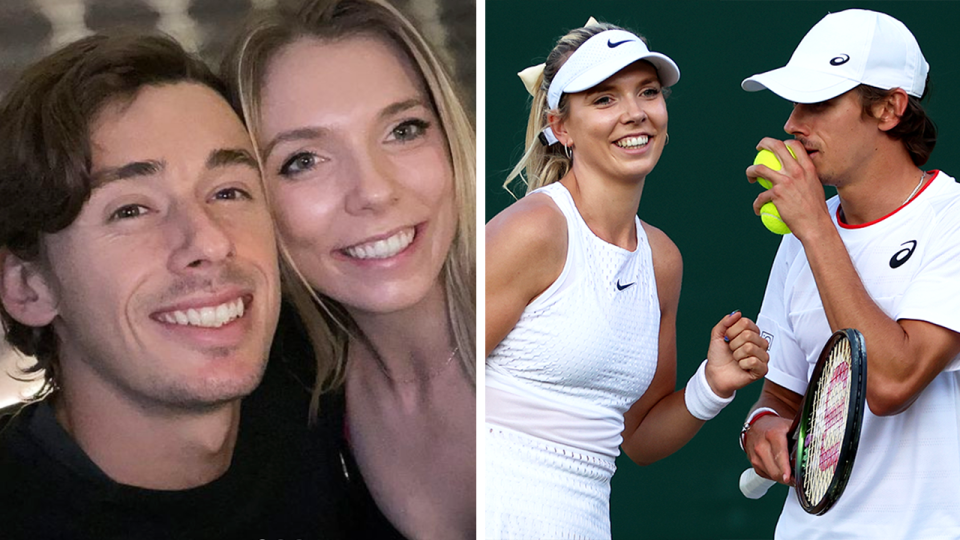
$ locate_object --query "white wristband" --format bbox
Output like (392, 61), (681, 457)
(684, 359), (735, 421)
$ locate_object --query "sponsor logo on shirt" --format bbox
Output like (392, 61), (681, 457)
(761, 331), (774, 351)
(889, 240), (918, 269)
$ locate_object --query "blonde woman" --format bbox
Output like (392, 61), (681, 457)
(485, 19), (769, 538)
(222, 1), (475, 538)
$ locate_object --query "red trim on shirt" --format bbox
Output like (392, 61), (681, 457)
(837, 170), (941, 229)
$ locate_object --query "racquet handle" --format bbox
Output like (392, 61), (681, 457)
(740, 468), (776, 499)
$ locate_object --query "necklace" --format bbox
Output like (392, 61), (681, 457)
(901, 170), (926, 206)
(371, 346), (459, 384)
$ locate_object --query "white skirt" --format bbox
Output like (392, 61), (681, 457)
(485, 424), (617, 540)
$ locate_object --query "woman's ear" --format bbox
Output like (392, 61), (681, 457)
(0, 249), (59, 327)
(547, 110), (573, 148)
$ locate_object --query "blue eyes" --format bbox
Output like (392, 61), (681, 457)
(277, 118), (432, 178)
(280, 152), (319, 177)
(392, 119), (430, 142)
(592, 87), (661, 106)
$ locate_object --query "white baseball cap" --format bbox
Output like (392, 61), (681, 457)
(547, 29), (680, 110)
(741, 9), (928, 103)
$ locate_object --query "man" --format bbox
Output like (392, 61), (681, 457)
(739, 9), (960, 539)
(0, 34), (348, 539)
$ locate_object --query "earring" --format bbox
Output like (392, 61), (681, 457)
(564, 144), (572, 160)
(665, 133), (670, 145)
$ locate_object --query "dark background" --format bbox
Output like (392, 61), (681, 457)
(485, 2), (960, 539)
(0, 0), (474, 102)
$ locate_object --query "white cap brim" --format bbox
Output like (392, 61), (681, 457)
(742, 66), (860, 104)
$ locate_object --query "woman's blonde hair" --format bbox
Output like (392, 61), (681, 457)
(222, 0), (476, 414)
(506, 22), (645, 196)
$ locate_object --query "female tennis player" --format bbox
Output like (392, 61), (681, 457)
(223, 0), (476, 538)
(485, 19), (769, 538)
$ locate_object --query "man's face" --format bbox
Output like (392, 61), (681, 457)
(40, 82), (280, 412)
(782, 89), (881, 187)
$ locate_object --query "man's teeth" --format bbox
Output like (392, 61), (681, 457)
(159, 298), (245, 328)
(344, 228), (415, 260)
(616, 135), (649, 148)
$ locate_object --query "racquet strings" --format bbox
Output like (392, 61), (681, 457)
(801, 338), (852, 505)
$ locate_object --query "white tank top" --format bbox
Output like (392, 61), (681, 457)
(486, 182), (661, 459)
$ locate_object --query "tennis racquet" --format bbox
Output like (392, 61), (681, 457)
(739, 328), (867, 515)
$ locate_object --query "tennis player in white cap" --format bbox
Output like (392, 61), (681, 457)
(740, 9), (960, 539)
(485, 19), (770, 539)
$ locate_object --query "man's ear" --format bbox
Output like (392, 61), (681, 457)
(876, 88), (910, 132)
(0, 249), (59, 327)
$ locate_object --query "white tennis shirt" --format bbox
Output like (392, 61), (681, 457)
(757, 171), (960, 539)
(486, 181), (661, 459)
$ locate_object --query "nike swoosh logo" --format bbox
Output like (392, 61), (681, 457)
(616, 280), (636, 291)
(608, 38), (632, 48)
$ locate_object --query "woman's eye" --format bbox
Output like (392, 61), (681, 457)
(279, 152), (319, 177)
(593, 96), (612, 106)
(641, 87), (661, 98)
(391, 119), (430, 142)
(109, 204), (147, 221)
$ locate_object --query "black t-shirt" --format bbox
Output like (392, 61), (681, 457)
(271, 304), (407, 540)
(0, 306), (352, 540)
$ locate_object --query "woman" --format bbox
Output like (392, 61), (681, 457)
(485, 19), (769, 538)
(222, 1), (476, 538)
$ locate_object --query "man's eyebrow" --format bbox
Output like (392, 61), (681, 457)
(92, 160), (164, 186)
(206, 148), (258, 170)
(262, 127), (328, 162)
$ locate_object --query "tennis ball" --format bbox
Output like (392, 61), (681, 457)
(760, 201), (791, 235)
(754, 146), (798, 189)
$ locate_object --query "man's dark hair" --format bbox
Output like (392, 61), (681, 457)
(0, 32), (228, 397)
(856, 76), (937, 166)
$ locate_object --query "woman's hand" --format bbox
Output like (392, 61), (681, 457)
(704, 312), (769, 397)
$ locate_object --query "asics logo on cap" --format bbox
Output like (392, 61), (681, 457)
(607, 38), (632, 48)
(830, 54), (851, 66)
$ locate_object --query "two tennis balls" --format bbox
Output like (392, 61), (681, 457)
(753, 147), (797, 235)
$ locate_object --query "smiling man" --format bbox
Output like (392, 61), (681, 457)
(739, 9), (960, 540)
(0, 34), (347, 539)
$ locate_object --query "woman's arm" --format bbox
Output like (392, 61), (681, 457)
(621, 222), (768, 465)
(485, 194), (568, 357)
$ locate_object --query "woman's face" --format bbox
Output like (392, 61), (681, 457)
(555, 60), (668, 182)
(258, 36), (456, 315)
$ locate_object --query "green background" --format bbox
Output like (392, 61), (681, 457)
(485, 2), (960, 539)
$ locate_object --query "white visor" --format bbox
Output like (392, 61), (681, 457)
(547, 29), (680, 110)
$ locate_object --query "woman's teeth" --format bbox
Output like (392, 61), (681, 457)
(616, 135), (649, 149)
(344, 228), (415, 260)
